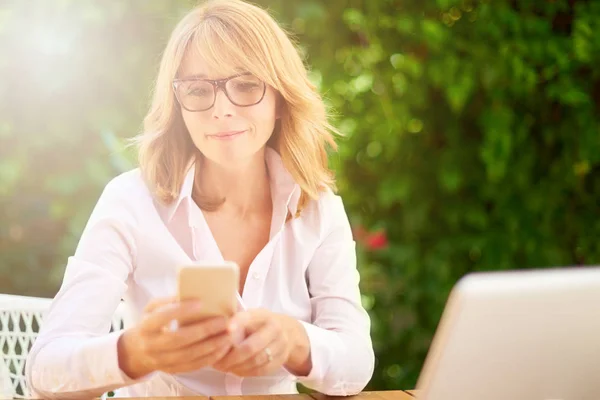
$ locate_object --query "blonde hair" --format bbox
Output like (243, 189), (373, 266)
(135, 0), (339, 217)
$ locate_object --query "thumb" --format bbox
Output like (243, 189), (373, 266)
(228, 309), (270, 334)
(227, 310), (252, 334)
(144, 296), (178, 313)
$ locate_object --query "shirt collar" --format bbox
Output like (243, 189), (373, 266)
(163, 159), (195, 223)
(163, 147), (300, 223)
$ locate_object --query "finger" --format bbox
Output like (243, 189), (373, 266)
(212, 346), (237, 371)
(228, 310), (267, 334)
(161, 336), (233, 374)
(141, 300), (209, 333)
(148, 317), (231, 351)
(220, 320), (280, 370)
(231, 336), (284, 377)
(144, 296), (178, 314)
(155, 332), (232, 367)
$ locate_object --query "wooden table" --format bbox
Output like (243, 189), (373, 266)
(125, 390), (421, 400)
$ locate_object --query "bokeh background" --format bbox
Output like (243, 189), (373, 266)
(1, 0), (599, 391)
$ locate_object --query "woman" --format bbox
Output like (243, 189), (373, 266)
(25, 0), (375, 398)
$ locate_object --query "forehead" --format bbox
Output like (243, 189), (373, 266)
(178, 49), (244, 80)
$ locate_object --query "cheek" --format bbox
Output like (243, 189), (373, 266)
(248, 109), (276, 133)
(248, 95), (278, 134)
(181, 111), (208, 138)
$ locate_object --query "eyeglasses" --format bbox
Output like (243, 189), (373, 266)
(172, 73), (267, 112)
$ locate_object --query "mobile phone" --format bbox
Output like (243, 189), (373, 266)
(177, 261), (240, 318)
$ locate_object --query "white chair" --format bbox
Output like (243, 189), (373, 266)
(0, 294), (126, 399)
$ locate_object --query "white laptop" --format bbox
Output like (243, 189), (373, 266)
(415, 266), (600, 400)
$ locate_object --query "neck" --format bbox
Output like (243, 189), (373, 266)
(197, 148), (272, 218)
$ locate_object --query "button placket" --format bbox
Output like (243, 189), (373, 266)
(241, 233), (282, 309)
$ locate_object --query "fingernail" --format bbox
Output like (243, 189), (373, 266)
(162, 319), (179, 333)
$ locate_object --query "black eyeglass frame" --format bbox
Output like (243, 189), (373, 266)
(172, 72), (267, 112)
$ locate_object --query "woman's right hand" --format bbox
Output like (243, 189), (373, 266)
(117, 297), (235, 379)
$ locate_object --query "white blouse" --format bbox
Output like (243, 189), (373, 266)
(25, 148), (375, 399)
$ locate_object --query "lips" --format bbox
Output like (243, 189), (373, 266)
(206, 130), (246, 139)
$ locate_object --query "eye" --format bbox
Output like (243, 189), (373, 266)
(234, 82), (260, 92)
(188, 87), (211, 96)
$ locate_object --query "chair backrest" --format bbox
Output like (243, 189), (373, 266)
(0, 294), (126, 399)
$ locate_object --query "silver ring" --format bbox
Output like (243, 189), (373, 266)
(265, 347), (273, 363)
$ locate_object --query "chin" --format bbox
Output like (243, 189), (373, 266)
(202, 147), (259, 168)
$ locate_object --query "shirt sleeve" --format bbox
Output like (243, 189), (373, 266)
(25, 179), (148, 399)
(294, 194), (375, 396)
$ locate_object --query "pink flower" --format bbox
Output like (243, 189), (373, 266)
(352, 224), (389, 251)
(365, 230), (389, 250)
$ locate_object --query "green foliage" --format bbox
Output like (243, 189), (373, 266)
(270, 0), (600, 390)
(0, 0), (189, 295)
(1, 0), (599, 392)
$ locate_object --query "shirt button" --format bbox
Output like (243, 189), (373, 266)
(252, 272), (261, 280)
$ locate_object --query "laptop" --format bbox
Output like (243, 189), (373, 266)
(415, 266), (600, 400)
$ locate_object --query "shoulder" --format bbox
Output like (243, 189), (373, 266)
(91, 168), (155, 221)
(100, 168), (150, 201)
(300, 187), (353, 242)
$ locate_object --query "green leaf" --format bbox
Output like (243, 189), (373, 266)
(446, 73), (475, 113)
(439, 168), (462, 193)
(421, 20), (447, 49)
(352, 73), (374, 93)
(479, 106), (514, 181)
(342, 8), (366, 31)
(436, 0), (459, 10)
(561, 88), (590, 106)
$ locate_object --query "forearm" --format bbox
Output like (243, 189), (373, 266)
(26, 333), (136, 400)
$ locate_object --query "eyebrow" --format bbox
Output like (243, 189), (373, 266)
(178, 69), (249, 81)
(184, 73), (207, 79)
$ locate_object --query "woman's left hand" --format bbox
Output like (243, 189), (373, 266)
(212, 309), (293, 377)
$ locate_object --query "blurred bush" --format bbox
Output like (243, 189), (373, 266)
(283, 0), (600, 389)
(0, 0), (189, 295)
(1, 0), (599, 391)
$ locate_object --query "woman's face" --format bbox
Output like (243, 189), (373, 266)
(176, 53), (279, 169)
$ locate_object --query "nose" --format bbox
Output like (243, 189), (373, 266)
(211, 90), (235, 119)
